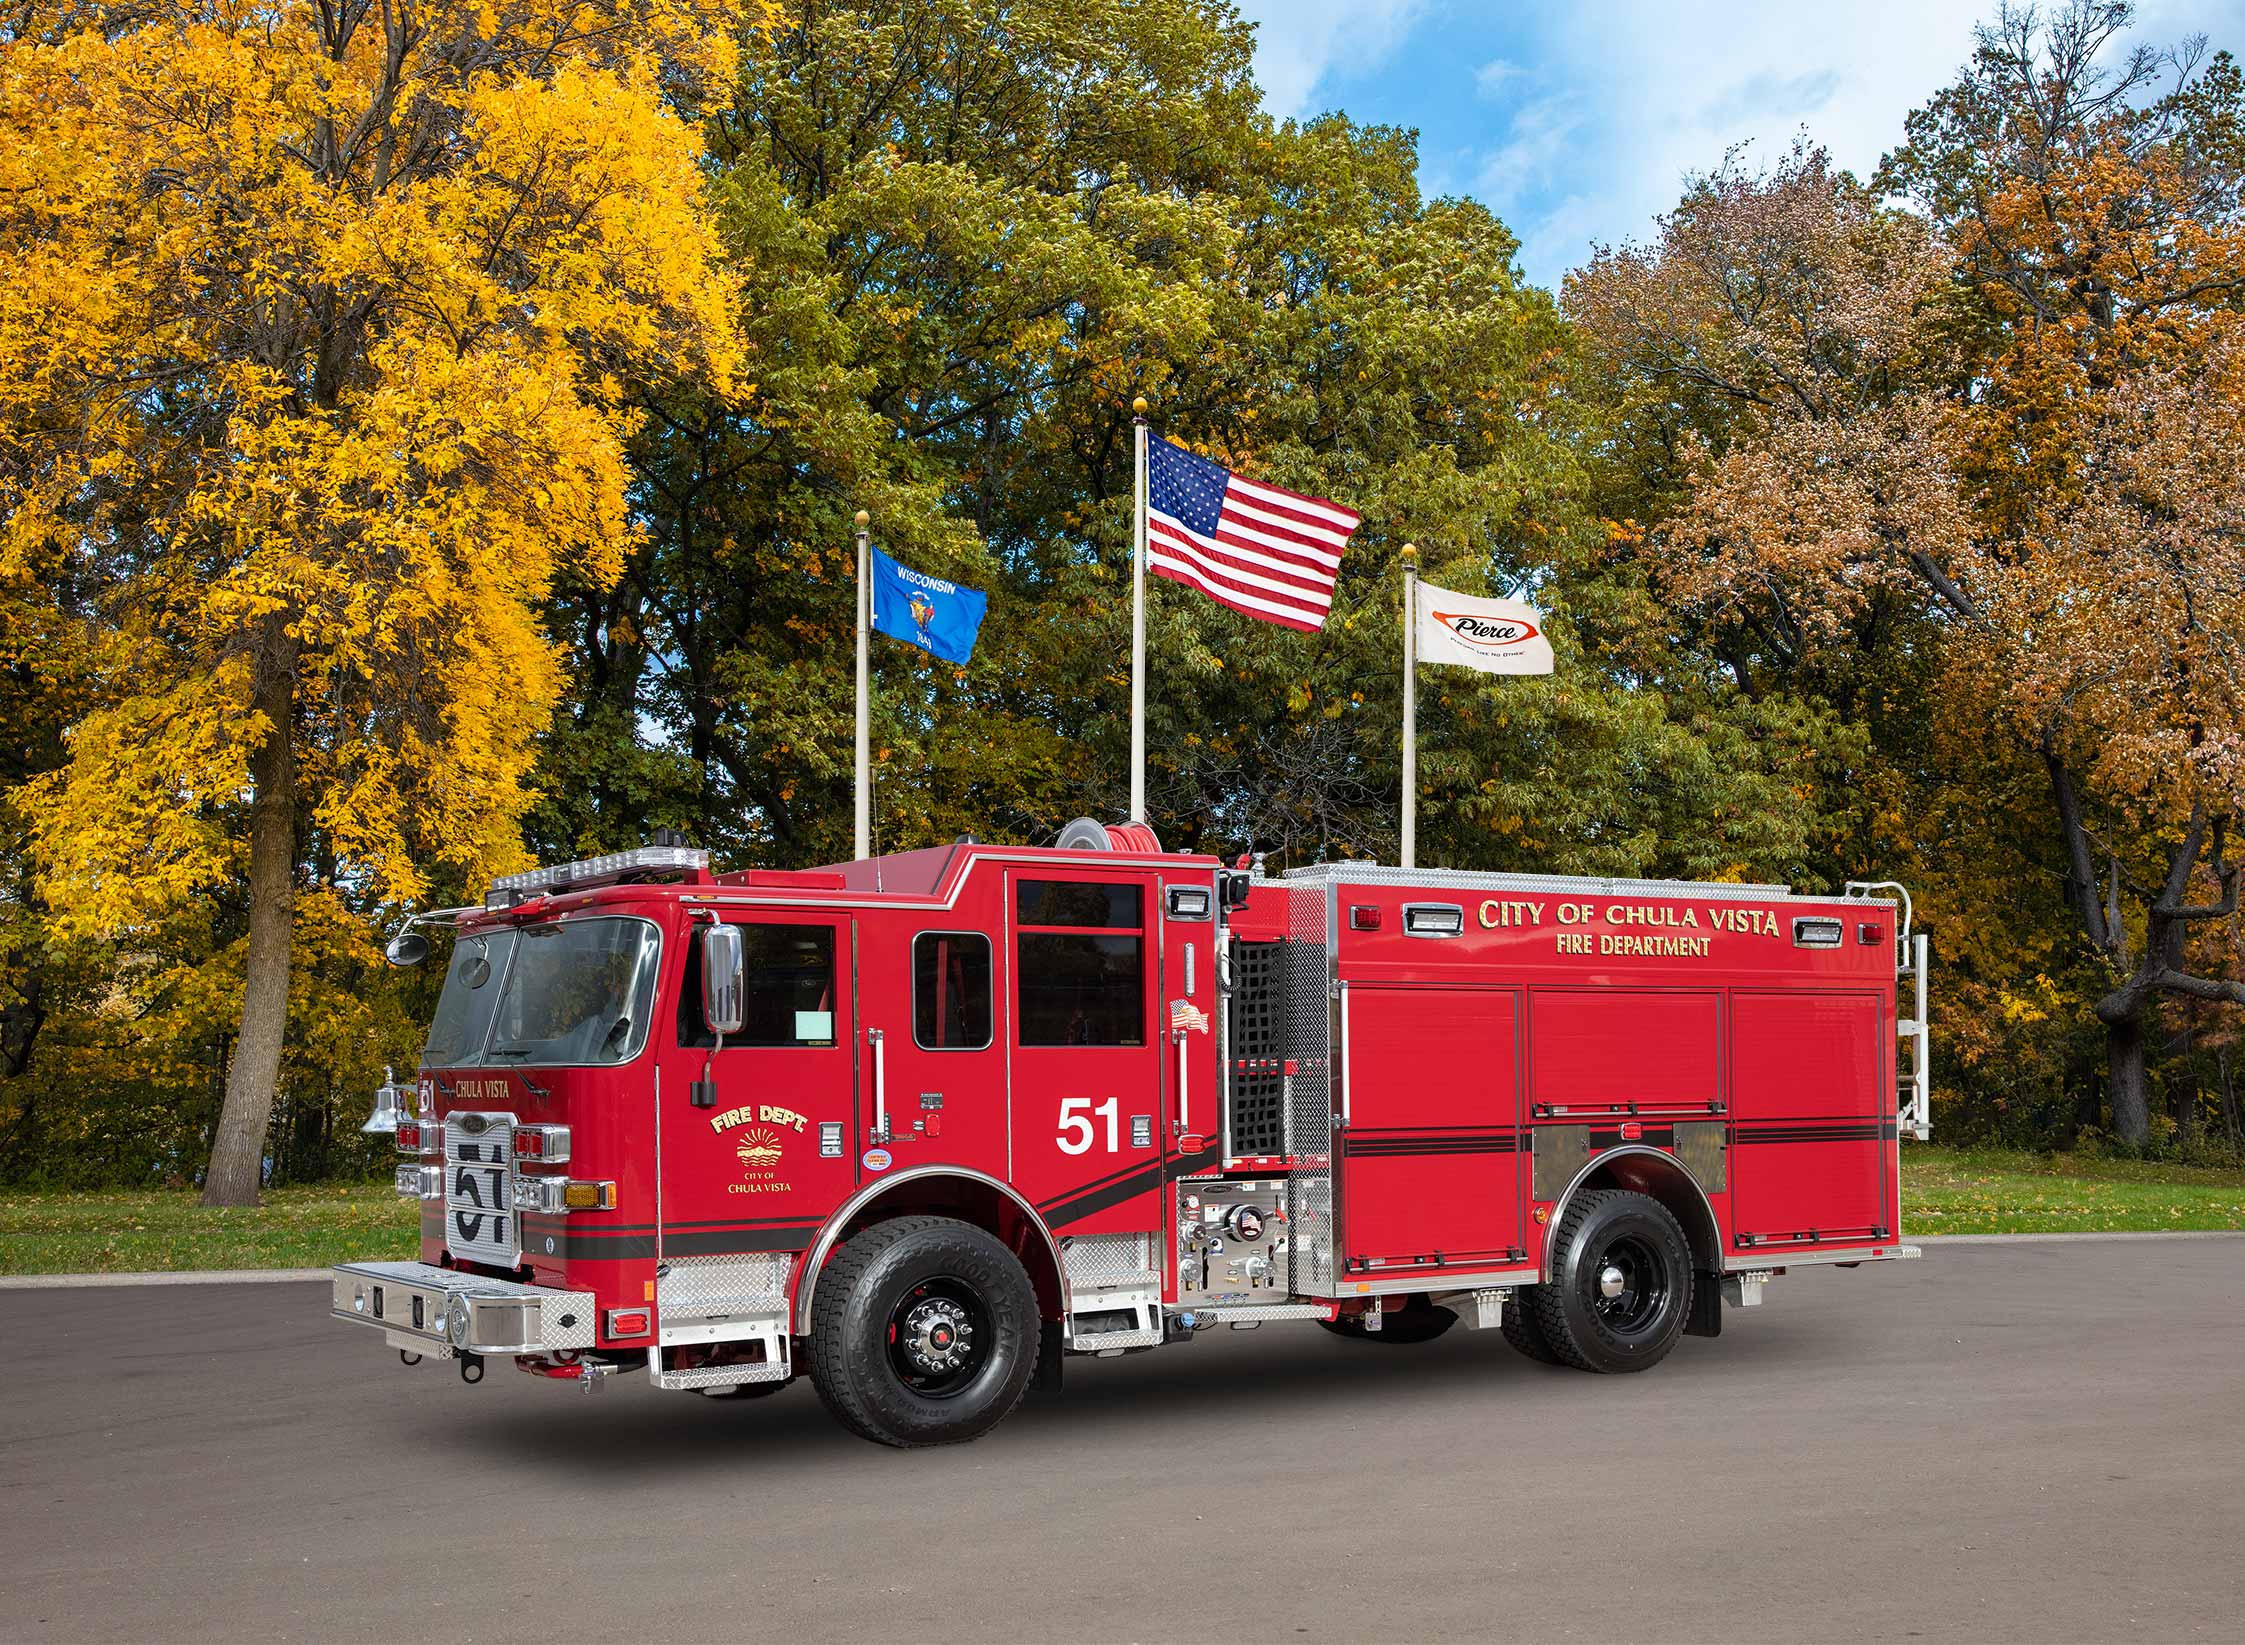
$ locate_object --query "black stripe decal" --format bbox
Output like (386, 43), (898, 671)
(555, 1223), (822, 1259)
(1348, 1125), (1522, 1139)
(1045, 1162), (1169, 1228)
(1345, 1138), (1520, 1157)
(1036, 1154), (1160, 1212)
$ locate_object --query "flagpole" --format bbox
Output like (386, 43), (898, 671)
(1130, 395), (1149, 824)
(854, 508), (871, 860)
(1401, 542), (1418, 870)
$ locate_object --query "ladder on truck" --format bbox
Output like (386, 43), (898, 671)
(1846, 881), (1931, 1141)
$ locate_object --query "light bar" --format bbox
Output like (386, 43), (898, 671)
(488, 845), (708, 901)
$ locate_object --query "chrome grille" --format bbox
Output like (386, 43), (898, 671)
(444, 1112), (518, 1267)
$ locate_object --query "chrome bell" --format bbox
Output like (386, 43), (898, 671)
(361, 1065), (407, 1135)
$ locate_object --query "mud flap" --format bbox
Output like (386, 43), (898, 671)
(1031, 1319), (1064, 1392)
(1685, 1270), (1722, 1338)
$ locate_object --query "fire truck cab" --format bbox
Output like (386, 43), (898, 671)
(333, 824), (1929, 1447)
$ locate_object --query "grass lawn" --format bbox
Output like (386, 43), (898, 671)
(0, 1182), (417, 1275)
(1901, 1146), (2245, 1235)
(1, 1148), (2241, 1275)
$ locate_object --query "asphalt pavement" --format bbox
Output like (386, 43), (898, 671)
(2, 1237), (2240, 1643)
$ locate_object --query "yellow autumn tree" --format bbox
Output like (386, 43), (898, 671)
(0, 1), (742, 1202)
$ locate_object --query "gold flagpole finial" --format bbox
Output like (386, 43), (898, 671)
(1401, 541), (1417, 561)
(854, 509), (869, 529)
(1132, 396), (1148, 417)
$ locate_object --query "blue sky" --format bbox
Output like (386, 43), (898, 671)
(1234, 0), (2245, 293)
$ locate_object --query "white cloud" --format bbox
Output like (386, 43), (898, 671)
(1483, 0), (1989, 286)
(1232, 0), (1427, 120)
(1471, 90), (1583, 200)
(1473, 57), (1523, 98)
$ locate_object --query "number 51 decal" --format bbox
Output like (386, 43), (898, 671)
(1056, 1095), (1121, 1155)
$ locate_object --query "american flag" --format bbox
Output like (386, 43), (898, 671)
(1146, 435), (1359, 632)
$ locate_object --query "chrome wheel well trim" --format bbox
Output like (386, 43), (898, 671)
(1541, 1145), (1722, 1284)
(790, 1165), (1070, 1331)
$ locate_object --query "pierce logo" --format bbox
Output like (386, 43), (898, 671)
(1434, 610), (1540, 650)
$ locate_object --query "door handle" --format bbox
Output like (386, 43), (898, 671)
(869, 1027), (889, 1142)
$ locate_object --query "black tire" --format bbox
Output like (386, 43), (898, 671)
(1499, 1290), (1567, 1365)
(1318, 1296), (1457, 1344)
(1529, 1190), (1693, 1374)
(808, 1215), (1040, 1447)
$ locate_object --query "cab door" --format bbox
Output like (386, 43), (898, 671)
(1006, 868), (1166, 1238)
(656, 913), (857, 1257)
(857, 927), (1007, 1182)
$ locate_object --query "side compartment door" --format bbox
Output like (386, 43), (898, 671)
(1006, 869), (1167, 1238)
(656, 915), (858, 1260)
(1339, 985), (1524, 1275)
(1728, 990), (1891, 1249)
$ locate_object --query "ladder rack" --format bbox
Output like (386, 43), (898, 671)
(1846, 881), (1932, 1142)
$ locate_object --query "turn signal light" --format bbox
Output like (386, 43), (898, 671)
(605, 1307), (652, 1338)
(562, 1180), (616, 1211)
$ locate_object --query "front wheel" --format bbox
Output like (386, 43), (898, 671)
(808, 1215), (1040, 1447)
(1529, 1190), (1693, 1374)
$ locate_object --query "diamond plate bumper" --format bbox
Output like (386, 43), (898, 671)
(331, 1260), (596, 1356)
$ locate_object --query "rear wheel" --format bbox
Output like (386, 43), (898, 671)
(1499, 1291), (1566, 1365)
(808, 1215), (1040, 1447)
(1317, 1295), (1457, 1344)
(1529, 1190), (1693, 1374)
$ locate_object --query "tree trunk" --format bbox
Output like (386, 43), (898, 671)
(2105, 1011), (2150, 1147)
(2219, 1049), (2240, 1149)
(201, 637), (298, 1208)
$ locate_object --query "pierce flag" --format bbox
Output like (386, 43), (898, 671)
(869, 545), (987, 666)
(1413, 580), (1553, 675)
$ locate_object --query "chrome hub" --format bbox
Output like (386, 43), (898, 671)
(1598, 1264), (1627, 1300)
(900, 1297), (974, 1375)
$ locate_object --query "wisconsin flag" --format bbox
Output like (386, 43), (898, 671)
(1414, 580), (1554, 675)
(870, 546), (987, 666)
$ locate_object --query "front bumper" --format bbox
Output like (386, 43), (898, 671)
(331, 1260), (596, 1356)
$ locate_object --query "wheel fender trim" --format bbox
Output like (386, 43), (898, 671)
(791, 1166), (1069, 1331)
(1541, 1145), (1721, 1284)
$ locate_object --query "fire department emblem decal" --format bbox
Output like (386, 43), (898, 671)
(734, 1126), (786, 1173)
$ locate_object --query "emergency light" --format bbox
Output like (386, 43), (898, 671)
(488, 844), (709, 902)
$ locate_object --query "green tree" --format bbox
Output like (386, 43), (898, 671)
(537, 0), (1827, 892)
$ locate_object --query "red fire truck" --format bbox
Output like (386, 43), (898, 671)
(333, 822), (1931, 1447)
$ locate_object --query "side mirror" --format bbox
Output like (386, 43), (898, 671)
(701, 923), (745, 1038)
(1221, 872), (1254, 910)
(384, 930), (429, 968)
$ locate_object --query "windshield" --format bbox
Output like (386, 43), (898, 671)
(422, 918), (662, 1068)
(422, 930), (517, 1067)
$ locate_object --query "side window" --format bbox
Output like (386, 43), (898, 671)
(913, 932), (993, 1050)
(678, 923), (837, 1048)
(1015, 879), (1145, 1047)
